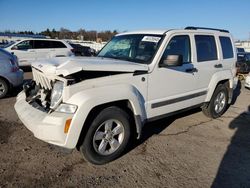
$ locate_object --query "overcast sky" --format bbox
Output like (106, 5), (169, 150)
(0, 0), (249, 40)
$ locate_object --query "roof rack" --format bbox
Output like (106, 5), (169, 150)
(185, 26), (229, 33)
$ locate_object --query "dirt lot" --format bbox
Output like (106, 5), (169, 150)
(0, 72), (250, 188)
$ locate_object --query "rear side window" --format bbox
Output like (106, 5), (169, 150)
(219, 36), (233, 59)
(34, 40), (51, 49)
(51, 41), (67, 48)
(195, 35), (217, 62)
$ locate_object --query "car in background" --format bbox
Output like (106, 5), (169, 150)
(245, 73), (250, 89)
(69, 43), (96, 56)
(3, 39), (74, 67)
(237, 52), (250, 74)
(0, 48), (23, 98)
(236, 47), (245, 53)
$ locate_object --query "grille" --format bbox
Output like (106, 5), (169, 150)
(32, 68), (53, 90)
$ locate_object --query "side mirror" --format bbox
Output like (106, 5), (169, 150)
(11, 46), (18, 50)
(159, 55), (183, 67)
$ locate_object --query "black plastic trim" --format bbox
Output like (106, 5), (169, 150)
(185, 26), (229, 33)
(147, 104), (203, 122)
(151, 91), (207, 109)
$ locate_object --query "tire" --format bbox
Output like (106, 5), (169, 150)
(202, 84), (229, 119)
(0, 78), (9, 99)
(80, 106), (131, 165)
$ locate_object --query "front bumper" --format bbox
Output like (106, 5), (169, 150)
(14, 92), (74, 148)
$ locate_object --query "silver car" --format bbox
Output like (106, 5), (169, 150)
(0, 48), (23, 98)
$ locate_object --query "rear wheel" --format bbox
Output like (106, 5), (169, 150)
(0, 78), (9, 99)
(80, 106), (131, 165)
(202, 84), (229, 118)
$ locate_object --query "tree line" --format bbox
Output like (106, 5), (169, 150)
(2, 28), (119, 42)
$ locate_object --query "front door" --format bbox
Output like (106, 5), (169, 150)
(11, 40), (36, 66)
(147, 34), (201, 119)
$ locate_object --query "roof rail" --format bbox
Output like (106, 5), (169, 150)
(185, 26), (229, 33)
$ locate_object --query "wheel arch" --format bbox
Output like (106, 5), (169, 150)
(205, 71), (234, 103)
(0, 75), (11, 94)
(76, 99), (142, 150)
(0, 75), (11, 87)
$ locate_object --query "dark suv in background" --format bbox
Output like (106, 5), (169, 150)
(69, 43), (96, 56)
(237, 52), (250, 73)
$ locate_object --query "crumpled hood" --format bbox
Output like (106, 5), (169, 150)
(31, 56), (149, 76)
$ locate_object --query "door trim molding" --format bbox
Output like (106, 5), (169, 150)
(151, 91), (207, 109)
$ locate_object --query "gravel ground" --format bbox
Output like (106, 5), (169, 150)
(0, 72), (250, 188)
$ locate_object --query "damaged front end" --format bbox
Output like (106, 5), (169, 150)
(23, 67), (71, 113)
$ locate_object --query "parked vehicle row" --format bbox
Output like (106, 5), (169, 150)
(15, 27), (238, 164)
(0, 49), (23, 98)
(3, 39), (74, 66)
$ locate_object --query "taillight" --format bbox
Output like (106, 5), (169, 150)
(71, 48), (75, 53)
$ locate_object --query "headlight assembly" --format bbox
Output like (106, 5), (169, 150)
(50, 81), (64, 109)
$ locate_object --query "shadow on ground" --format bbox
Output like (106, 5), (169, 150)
(125, 108), (202, 155)
(212, 106), (250, 188)
(231, 80), (241, 105)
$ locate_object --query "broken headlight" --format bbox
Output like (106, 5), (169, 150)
(50, 81), (64, 109)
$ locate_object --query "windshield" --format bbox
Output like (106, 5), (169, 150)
(98, 34), (163, 64)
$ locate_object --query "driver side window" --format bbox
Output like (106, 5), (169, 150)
(15, 40), (33, 50)
(162, 35), (191, 63)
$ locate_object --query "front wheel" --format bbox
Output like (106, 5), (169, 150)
(80, 106), (131, 165)
(202, 84), (229, 118)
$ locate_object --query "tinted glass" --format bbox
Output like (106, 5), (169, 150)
(34, 40), (51, 49)
(16, 40), (33, 50)
(237, 48), (245, 53)
(195, 35), (218, 62)
(219, 36), (233, 59)
(162, 35), (191, 63)
(51, 41), (66, 48)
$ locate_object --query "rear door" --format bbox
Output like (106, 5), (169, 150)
(192, 34), (219, 93)
(50, 41), (69, 57)
(33, 40), (52, 60)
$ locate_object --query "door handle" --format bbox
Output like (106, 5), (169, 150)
(214, 64), (223, 68)
(185, 68), (198, 73)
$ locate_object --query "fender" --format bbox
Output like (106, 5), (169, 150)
(63, 84), (147, 148)
(0, 73), (11, 85)
(205, 70), (234, 102)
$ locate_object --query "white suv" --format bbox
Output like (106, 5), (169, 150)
(15, 27), (237, 164)
(4, 39), (74, 66)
